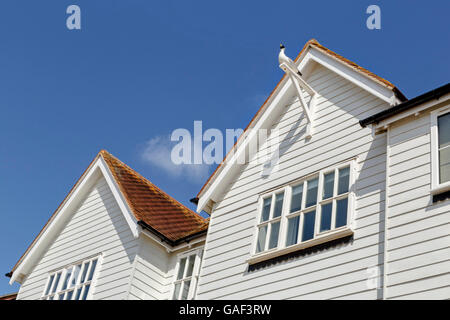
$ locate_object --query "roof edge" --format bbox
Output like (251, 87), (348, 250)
(8, 151), (103, 277)
(137, 220), (208, 247)
(360, 83), (450, 127)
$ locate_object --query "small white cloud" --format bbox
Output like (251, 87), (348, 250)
(141, 135), (211, 183)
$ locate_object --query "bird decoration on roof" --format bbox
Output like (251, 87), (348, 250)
(279, 44), (302, 76)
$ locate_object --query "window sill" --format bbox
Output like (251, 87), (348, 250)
(247, 227), (354, 265)
(430, 182), (450, 195)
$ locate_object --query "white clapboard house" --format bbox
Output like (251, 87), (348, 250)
(7, 39), (450, 300)
(7, 150), (209, 300)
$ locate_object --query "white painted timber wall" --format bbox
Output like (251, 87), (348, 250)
(386, 109), (450, 299)
(127, 235), (174, 300)
(16, 176), (139, 300)
(196, 64), (391, 299)
(127, 236), (205, 300)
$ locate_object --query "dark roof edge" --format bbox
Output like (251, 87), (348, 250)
(360, 83), (450, 127)
(137, 220), (207, 247)
(393, 86), (408, 102)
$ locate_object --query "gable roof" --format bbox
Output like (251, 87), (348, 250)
(194, 39), (407, 212)
(8, 150), (207, 282)
(99, 150), (207, 242)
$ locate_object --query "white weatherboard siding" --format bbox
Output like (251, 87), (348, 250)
(127, 236), (174, 300)
(386, 111), (450, 299)
(127, 235), (205, 300)
(16, 176), (139, 300)
(196, 64), (390, 299)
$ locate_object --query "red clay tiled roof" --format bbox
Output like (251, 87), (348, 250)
(100, 150), (207, 242)
(196, 39), (407, 199)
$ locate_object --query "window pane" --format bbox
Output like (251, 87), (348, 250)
(336, 198), (348, 228)
(61, 267), (73, 291)
(74, 287), (82, 300)
(48, 295), (54, 300)
(172, 283), (181, 300)
(66, 290), (73, 300)
(438, 112), (450, 149)
(286, 216), (300, 247)
(273, 192), (284, 218)
(256, 225), (268, 253)
(181, 280), (191, 300)
(338, 167), (350, 194)
(302, 210), (316, 242)
(87, 259), (97, 281)
(268, 222), (280, 249)
(439, 147), (450, 183)
(71, 264), (82, 288)
(305, 178), (318, 208)
(81, 284), (90, 300)
(320, 203), (332, 232)
(290, 184), (303, 212)
(45, 274), (55, 296)
(51, 273), (61, 294)
(185, 255), (195, 278)
(177, 258), (187, 280)
(58, 294), (64, 300)
(80, 262), (89, 284)
(261, 197), (272, 222)
(323, 172), (334, 199)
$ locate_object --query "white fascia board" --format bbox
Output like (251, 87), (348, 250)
(10, 157), (139, 285)
(373, 92), (450, 129)
(97, 157), (139, 238)
(140, 229), (206, 253)
(307, 48), (396, 104)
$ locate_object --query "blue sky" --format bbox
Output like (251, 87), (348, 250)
(0, 0), (448, 295)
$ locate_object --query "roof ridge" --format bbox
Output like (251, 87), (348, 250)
(100, 150), (206, 225)
(307, 40), (406, 98)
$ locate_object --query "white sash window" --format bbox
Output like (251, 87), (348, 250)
(171, 248), (203, 300)
(250, 160), (356, 264)
(41, 255), (101, 300)
(431, 106), (450, 194)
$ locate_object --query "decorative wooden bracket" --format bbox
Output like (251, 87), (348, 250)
(279, 62), (317, 138)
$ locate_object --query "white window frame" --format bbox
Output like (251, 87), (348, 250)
(170, 247), (203, 300)
(254, 190), (286, 254)
(249, 160), (356, 264)
(41, 254), (102, 300)
(430, 105), (450, 194)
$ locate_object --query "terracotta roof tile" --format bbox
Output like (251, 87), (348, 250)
(100, 150), (207, 242)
